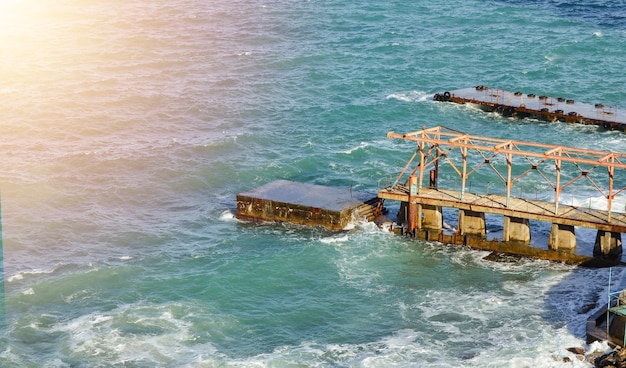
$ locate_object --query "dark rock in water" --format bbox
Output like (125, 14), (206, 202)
(483, 251), (524, 263)
(587, 350), (607, 366)
(567, 347), (585, 355)
(593, 345), (626, 367)
(459, 350), (479, 360)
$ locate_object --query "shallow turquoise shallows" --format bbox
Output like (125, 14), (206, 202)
(1, 0), (625, 366)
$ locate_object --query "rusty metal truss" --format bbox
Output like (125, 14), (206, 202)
(387, 126), (626, 220)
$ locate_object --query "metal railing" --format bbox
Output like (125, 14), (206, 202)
(386, 126), (626, 221)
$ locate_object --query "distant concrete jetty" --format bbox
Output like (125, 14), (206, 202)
(236, 180), (382, 231)
(434, 85), (626, 131)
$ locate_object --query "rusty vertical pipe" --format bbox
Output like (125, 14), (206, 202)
(554, 156), (561, 215)
(432, 149), (439, 189)
(417, 142), (425, 193)
(506, 149), (512, 207)
(408, 175), (418, 234)
(608, 162), (614, 222)
(461, 145), (468, 200)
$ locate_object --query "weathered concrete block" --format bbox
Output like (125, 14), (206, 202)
(458, 209), (486, 238)
(398, 202), (442, 232)
(503, 216), (531, 245)
(236, 180), (378, 231)
(548, 223), (576, 251)
(421, 204), (443, 231)
(593, 230), (623, 259)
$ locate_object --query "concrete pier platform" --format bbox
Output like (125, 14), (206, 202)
(434, 85), (626, 131)
(236, 180), (381, 230)
(379, 185), (626, 266)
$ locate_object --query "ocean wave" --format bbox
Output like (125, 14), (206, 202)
(386, 90), (431, 103)
(336, 141), (370, 155)
(7, 268), (57, 284)
(218, 210), (237, 222)
(2, 0), (625, 366)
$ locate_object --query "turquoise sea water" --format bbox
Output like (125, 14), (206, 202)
(1, 0), (626, 366)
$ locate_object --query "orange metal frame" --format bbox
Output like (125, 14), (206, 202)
(388, 126), (626, 221)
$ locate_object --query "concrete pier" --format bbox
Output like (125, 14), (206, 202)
(458, 209), (486, 238)
(379, 126), (626, 266)
(236, 180), (381, 231)
(548, 224), (577, 252)
(503, 216), (531, 245)
(399, 202), (442, 235)
(594, 231), (623, 259)
(434, 86), (626, 131)
(381, 186), (626, 266)
(421, 204), (443, 231)
(237, 125), (626, 266)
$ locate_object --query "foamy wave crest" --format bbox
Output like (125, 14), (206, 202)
(386, 90), (430, 103)
(337, 141), (369, 155)
(319, 235), (350, 244)
(7, 268), (55, 283)
(569, 194), (624, 213)
(219, 210), (237, 222)
(51, 303), (225, 366)
(342, 208), (378, 231)
(196, 329), (430, 366)
(195, 326), (600, 367)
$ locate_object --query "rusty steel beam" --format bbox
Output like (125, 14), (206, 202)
(386, 126), (626, 221)
(387, 130), (626, 169)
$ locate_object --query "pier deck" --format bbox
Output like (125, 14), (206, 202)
(434, 86), (626, 131)
(378, 126), (626, 265)
(379, 185), (626, 233)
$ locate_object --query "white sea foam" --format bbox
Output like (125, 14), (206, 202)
(319, 235), (350, 244)
(337, 141), (369, 155)
(570, 194), (626, 213)
(2, 1), (624, 366)
(177, 326), (603, 367)
(50, 303), (224, 366)
(6, 274), (23, 283)
(386, 90), (430, 103)
(7, 268), (55, 283)
(219, 210), (237, 222)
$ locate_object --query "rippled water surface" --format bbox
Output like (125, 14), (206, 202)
(1, 0), (626, 366)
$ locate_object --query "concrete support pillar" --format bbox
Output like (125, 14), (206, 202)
(503, 216), (531, 245)
(458, 210), (486, 238)
(408, 202), (418, 233)
(548, 224), (576, 251)
(421, 204), (443, 231)
(398, 202), (409, 226)
(593, 231), (623, 259)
